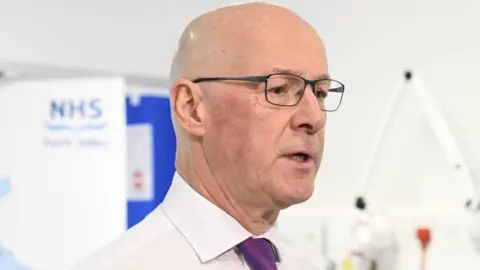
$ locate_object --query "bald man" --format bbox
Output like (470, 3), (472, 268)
(71, 2), (345, 270)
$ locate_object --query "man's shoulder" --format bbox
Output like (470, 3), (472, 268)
(70, 207), (192, 270)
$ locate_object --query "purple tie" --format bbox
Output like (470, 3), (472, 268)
(236, 237), (278, 270)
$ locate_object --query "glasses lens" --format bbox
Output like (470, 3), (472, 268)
(315, 79), (344, 111)
(266, 74), (344, 110)
(265, 74), (305, 106)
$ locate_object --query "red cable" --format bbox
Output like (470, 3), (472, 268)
(416, 227), (431, 270)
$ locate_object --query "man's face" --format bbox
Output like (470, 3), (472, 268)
(202, 19), (329, 210)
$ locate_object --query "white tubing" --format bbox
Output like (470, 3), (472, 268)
(357, 76), (409, 196)
(412, 76), (479, 200)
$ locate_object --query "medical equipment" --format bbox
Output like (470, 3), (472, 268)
(467, 208), (480, 256)
(340, 211), (399, 270)
(345, 70), (480, 269)
(415, 226), (431, 270)
(354, 70), (480, 213)
(321, 224), (336, 270)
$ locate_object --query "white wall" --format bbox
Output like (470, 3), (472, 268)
(2, 0), (480, 268)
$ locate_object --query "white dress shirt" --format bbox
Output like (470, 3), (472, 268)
(71, 172), (324, 270)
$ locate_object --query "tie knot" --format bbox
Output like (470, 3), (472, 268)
(236, 238), (279, 270)
(239, 237), (271, 247)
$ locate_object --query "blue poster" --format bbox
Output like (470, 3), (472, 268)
(126, 95), (176, 228)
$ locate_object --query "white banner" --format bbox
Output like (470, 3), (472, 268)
(0, 77), (127, 270)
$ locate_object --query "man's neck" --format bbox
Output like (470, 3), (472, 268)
(176, 157), (278, 235)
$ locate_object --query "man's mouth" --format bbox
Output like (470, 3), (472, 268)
(288, 152), (312, 162)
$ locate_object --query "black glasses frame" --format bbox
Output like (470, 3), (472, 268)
(192, 72), (345, 112)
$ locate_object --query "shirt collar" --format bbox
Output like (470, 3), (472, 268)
(160, 172), (282, 263)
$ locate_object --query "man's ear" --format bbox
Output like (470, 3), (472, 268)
(170, 79), (206, 137)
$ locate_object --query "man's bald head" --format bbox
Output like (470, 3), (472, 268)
(169, 2), (322, 83)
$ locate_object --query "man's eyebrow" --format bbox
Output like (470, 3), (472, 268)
(271, 67), (302, 76)
(270, 67), (331, 80)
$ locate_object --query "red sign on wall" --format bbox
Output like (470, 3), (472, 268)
(132, 170), (144, 191)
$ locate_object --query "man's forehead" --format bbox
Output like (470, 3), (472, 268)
(240, 45), (329, 78)
(219, 31), (327, 78)
(223, 19), (327, 77)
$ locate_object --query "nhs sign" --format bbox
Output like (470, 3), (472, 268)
(50, 99), (102, 120)
(45, 98), (108, 132)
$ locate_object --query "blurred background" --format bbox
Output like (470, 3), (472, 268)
(1, 0), (480, 269)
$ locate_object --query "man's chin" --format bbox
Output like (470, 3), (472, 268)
(274, 191), (314, 209)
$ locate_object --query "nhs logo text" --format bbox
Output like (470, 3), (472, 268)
(45, 98), (108, 132)
(50, 99), (102, 120)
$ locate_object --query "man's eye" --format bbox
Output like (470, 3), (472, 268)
(314, 90), (327, 99)
(268, 86), (288, 95)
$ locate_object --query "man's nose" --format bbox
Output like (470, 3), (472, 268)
(290, 88), (326, 135)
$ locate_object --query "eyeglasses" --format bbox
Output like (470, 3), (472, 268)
(192, 73), (345, 112)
